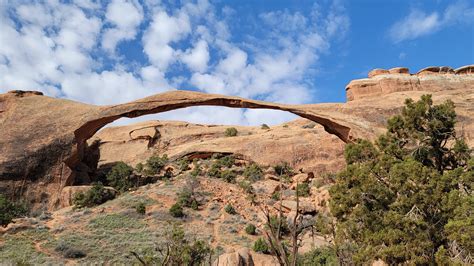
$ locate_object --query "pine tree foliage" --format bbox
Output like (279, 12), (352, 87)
(330, 95), (473, 264)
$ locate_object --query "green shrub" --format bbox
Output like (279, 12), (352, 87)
(135, 202), (146, 215)
(243, 163), (263, 181)
(283, 124), (289, 128)
(274, 162), (292, 176)
(268, 215), (290, 236)
(297, 246), (337, 265)
(72, 183), (115, 208)
(177, 157), (190, 171)
(238, 180), (254, 194)
(296, 183), (310, 197)
(190, 164), (202, 177)
(224, 204), (237, 215)
(135, 162), (144, 173)
(253, 238), (270, 254)
(190, 200), (199, 211)
(245, 224), (257, 235)
(302, 123), (316, 129)
(207, 164), (220, 177)
(224, 127), (238, 137)
(106, 161), (133, 192)
(220, 170), (236, 183)
(271, 191), (280, 201)
(218, 155), (235, 168)
(177, 188), (199, 210)
(261, 124), (270, 130)
(169, 202), (184, 218)
(145, 154), (168, 175)
(55, 241), (86, 259)
(0, 194), (28, 227)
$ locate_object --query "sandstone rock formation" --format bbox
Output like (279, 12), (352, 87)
(1, 65), (473, 209)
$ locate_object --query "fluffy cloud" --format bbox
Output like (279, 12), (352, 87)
(389, 1), (474, 43)
(0, 0), (350, 125)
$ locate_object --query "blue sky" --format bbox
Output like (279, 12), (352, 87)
(0, 0), (473, 125)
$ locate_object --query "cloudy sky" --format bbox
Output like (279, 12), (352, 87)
(1, 0), (473, 126)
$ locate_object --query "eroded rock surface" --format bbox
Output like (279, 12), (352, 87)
(1, 65), (473, 209)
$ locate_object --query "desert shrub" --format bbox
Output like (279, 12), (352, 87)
(72, 183), (115, 208)
(268, 215), (290, 236)
(177, 188), (199, 209)
(135, 202), (146, 215)
(283, 124), (289, 128)
(296, 183), (310, 197)
(177, 157), (190, 171)
(238, 180), (254, 194)
(106, 161), (133, 192)
(169, 202), (184, 218)
(190, 163), (202, 177)
(243, 163), (263, 181)
(297, 246), (337, 266)
(245, 224), (257, 235)
(131, 225), (213, 265)
(224, 204), (237, 215)
(302, 123), (316, 129)
(218, 155), (235, 168)
(135, 162), (144, 173)
(271, 191), (280, 201)
(261, 124), (270, 130)
(253, 238), (270, 254)
(55, 242), (86, 259)
(274, 162), (293, 176)
(224, 127), (238, 137)
(220, 170), (236, 183)
(145, 154), (168, 175)
(0, 194), (28, 227)
(207, 164), (220, 177)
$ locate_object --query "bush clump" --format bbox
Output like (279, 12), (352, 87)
(135, 202), (146, 215)
(220, 170), (236, 183)
(177, 188), (199, 210)
(261, 124), (270, 130)
(243, 163), (263, 181)
(268, 215), (290, 236)
(0, 194), (28, 227)
(296, 183), (310, 197)
(253, 238), (270, 254)
(274, 162), (293, 176)
(238, 180), (254, 194)
(218, 155), (235, 168)
(169, 202), (184, 218)
(177, 157), (190, 171)
(224, 204), (237, 215)
(55, 241), (87, 259)
(245, 224), (257, 235)
(297, 246), (337, 266)
(145, 154), (168, 175)
(106, 161), (133, 192)
(224, 127), (238, 137)
(72, 183), (115, 208)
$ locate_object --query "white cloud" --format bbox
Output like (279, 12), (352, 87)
(389, 1), (474, 43)
(102, 0), (144, 53)
(0, 0), (350, 126)
(181, 40), (209, 72)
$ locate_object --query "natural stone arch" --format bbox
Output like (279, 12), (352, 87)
(0, 90), (356, 208)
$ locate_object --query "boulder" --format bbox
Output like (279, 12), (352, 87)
(368, 68), (389, 78)
(213, 247), (279, 266)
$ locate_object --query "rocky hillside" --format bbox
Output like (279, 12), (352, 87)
(0, 65), (473, 264)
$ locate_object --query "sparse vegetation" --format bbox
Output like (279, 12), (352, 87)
(302, 122), (316, 129)
(224, 127), (238, 137)
(245, 224), (257, 235)
(218, 155), (235, 168)
(169, 202), (184, 218)
(0, 194), (28, 227)
(106, 161), (133, 192)
(72, 183), (116, 208)
(274, 162), (293, 176)
(224, 204), (237, 215)
(243, 163), (263, 181)
(135, 202), (146, 215)
(55, 241), (87, 259)
(131, 225), (213, 265)
(190, 163), (202, 177)
(238, 180), (254, 194)
(271, 191), (280, 201)
(268, 214), (290, 236)
(296, 183), (310, 197)
(177, 157), (190, 171)
(261, 124), (270, 130)
(253, 238), (270, 254)
(297, 246), (337, 266)
(220, 170), (236, 183)
(145, 154), (168, 175)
